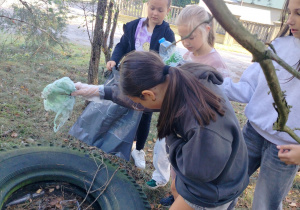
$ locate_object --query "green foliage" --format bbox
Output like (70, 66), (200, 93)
(0, 0), (69, 51)
(172, 0), (199, 8)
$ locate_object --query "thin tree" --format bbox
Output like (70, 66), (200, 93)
(88, 0), (107, 85)
(87, 0), (119, 85)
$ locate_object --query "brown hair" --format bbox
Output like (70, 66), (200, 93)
(277, 0), (291, 38)
(120, 51), (225, 138)
(142, 0), (172, 27)
(175, 5), (215, 47)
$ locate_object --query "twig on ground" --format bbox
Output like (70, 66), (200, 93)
(79, 155), (105, 208)
(84, 166), (121, 210)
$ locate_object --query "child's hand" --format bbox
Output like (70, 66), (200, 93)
(71, 82), (101, 102)
(106, 61), (116, 71)
(277, 144), (300, 165)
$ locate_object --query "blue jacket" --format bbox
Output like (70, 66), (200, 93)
(111, 18), (175, 65)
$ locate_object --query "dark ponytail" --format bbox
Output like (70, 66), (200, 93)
(277, 0), (290, 38)
(157, 63), (225, 138)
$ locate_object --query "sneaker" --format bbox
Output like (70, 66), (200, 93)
(131, 149), (146, 169)
(146, 179), (166, 189)
(159, 195), (174, 207)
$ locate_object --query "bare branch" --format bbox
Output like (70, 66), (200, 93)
(108, 5), (119, 51)
(18, 0), (33, 15)
(102, 0), (114, 63)
(82, 4), (92, 44)
(79, 155), (105, 208)
(267, 50), (300, 79)
(281, 126), (300, 144)
(85, 166), (121, 209)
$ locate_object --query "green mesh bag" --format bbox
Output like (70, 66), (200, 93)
(41, 77), (76, 132)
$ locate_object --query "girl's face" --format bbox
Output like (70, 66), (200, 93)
(177, 25), (210, 56)
(127, 83), (167, 110)
(147, 0), (170, 26)
(287, 0), (300, 39)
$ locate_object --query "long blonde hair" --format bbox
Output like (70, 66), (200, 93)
(175, 5), (215, 47)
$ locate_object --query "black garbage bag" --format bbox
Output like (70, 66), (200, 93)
(69, 70), (142, 160)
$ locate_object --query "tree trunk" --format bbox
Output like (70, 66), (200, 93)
(102, 0), (119, 63)
(88, 0), (107, 85)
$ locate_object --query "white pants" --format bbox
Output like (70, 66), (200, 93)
(152, 138), (170, 185)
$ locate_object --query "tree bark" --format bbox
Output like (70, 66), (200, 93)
(108, 6), (119, 59)
(102, 0), (113, 63)
(88, 0), (107, 85)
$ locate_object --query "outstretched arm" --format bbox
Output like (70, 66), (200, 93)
(71, 82), (102, 102)
(71, 82), (155, 112)
(277, 144), (300, 165)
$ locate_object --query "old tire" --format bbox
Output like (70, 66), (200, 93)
(0, 145), (150, 209)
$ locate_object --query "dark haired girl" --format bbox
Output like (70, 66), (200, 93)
(75, 50), (248, 209)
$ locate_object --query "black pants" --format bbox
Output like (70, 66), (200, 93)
(135, 112), (153, 150)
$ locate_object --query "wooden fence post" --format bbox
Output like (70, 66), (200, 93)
(268, 21), (282, 42)
(223, 15), (241, 46)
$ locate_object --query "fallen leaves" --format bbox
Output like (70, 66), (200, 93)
(5, 183), (91, 210)
(285, 193), (300, 209)
(49, 197), (63, 208)
(25, 138), (35, 143)
(0, 130), (12, 137)
(36, 189), (43, 194)
(11, 132), (18, 138)
(289, 202), (297, 207)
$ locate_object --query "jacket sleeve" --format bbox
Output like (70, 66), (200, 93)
(110, 26), (130, 65)
(221, 62), (260, 103)
(166, 128), (232, 182)
(165, 27), (175, 43)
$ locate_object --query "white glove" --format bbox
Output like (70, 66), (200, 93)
(71, 82), (102, 102)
